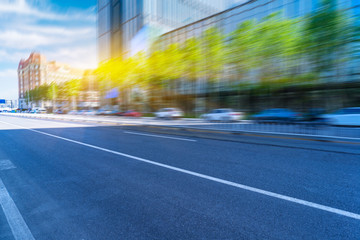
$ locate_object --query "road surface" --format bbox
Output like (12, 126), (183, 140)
(0, 115), (359, 239)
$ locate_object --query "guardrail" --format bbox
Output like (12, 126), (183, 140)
(1, 113), (359, 141)
(178, 121), (360, 140)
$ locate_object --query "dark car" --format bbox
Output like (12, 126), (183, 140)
(302, 108), (325, 122)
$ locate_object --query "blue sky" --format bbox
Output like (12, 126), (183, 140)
(0, 0), (97, 100)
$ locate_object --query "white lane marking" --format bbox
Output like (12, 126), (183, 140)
(123, 131), (197, 142)
(0, 160), (16, 171)
(186, 126), (360, 141)
(0, 120), (359, 221)
(0, 178), (35, 240)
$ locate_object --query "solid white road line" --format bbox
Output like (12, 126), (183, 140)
(0, 178), (35, 240)
(0, 119), (359, 221)
(123, 131), (197, 142)
(188, 126), (360, 141)
(0, 160), (16, 171)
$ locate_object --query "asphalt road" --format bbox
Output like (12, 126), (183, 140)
(0, 115), (359, 240)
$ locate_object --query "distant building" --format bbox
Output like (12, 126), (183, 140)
(17, 52), (85, 109)
(0, 99), (17, 111)
(97, 0), (237, 61)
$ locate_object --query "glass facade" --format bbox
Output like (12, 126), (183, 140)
(156, 0), (359, 84)
(97, 0), (237, 62)
(97, 0), (111, 62)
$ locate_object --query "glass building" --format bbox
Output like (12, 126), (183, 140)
(150, 0), (360, 111)
(97, 0), (238, 62)
(156, 0), (360, 84)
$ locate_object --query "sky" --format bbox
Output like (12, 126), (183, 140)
(0, 0), (97, 100)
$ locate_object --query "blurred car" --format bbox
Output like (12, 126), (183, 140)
(68, 110), (78, 115)
(301, 108), (325, 122)
(95, 109), (107, 115)
(54, 109), (64, 114)
(155, 108), (183, 119)
(106, 110), (122, 116)
(201, 108), (244, 122)
(76, 110), (88, 115)
(32, 108), (47, 114)
(321, 107), (360, 126)
(122, 110), (142, 117)
(252, 108), (301, 122)
(83, 110), (97, 116)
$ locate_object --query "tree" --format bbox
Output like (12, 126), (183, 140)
(64, 79), (81, 110)
(180, 38), (201, 112)
(303, 0), (354, 75)
(200, 26), (226, 109)
(253, 12), (300, 85)
(228, 20), (257, 85)
(47, 83), (58, 110)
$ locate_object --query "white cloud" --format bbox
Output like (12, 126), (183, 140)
(0, 0), (96, 21)
(0, 30), (66, 49)
(0, 49), (29, 63)
(0, 25), (96, 49)
(0, 69), (17, 78)
(45, 45), (97, 69)
(0, 0), (97, 100)
(0, 69), (18, 100)
(18, 25), (95, 37)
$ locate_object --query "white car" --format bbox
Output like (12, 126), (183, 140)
(322, 107), (360, 126)
(34, 108), (47, 114)
(84, 110), (97, 116)
(155, 108), (183, 119)
(201, 108), (244, 122)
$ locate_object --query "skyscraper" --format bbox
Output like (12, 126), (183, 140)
(97, 0), (237, 62)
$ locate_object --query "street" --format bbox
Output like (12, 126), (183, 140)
(0, 115), (359, 239)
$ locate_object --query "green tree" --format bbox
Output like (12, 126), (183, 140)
(200, 26), (226, 109)
(253, 12), (300, 85)
(47, 83), (58, 111)
(65, 79), (81, 110)
(228, 20), (257, 85)
(180, 38), (201, 112)
(303, 0), (354, 75)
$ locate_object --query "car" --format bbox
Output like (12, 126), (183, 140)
(201, 108), (244, 122)
(75, 110), (87, 115)
(155, 108), (183, 119)
(321, 107), (360, 126)
(105, 110), (122, 116)
(301, 108), (326, 122)
(32, 108), (47, 114)
(83, 110), (97, 116)
(95, 109), (107, 115)
(252, 108), (301, 122)
(54, 109), (64, 114)
(68, 110), (78, 115)
(122, 110), (142, 117)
